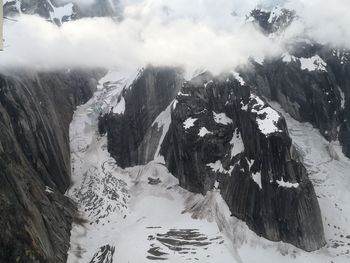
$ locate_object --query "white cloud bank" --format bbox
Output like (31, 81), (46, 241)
(0, 0), (350, 74)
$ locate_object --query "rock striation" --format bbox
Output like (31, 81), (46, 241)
(99, 68), (326, 251)
(0, 69), (100, 262)
(161, 72), (325, 251)
(100, 66), (184, 168)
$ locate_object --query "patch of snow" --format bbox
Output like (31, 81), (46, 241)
(276, 178), (299, 188)
(244, 94), (282, 135)
(198, 127), (212, 137)
(152, 103), (172, 160)
(230, 129), (244, 158)
(256, 107), (282, 135)
(282, 53), (297, 63)
(246, 158), (254, 170)
(48, 0), (74, 24)
(299, 55), (327, 72)
(214, 181), (219, 189)
(213, 112), (233, 125)
(253, 54), (265, 65)
(96, 69), (140, 115)
(268, 6), (283, 23)
(183, 117), (197, 130)
(338, 86), (345, 109)
(45, 186), (54, 194)
(231, 71), (245, 85)
(207, 160), (234, 175)
(333, 48), (349, 65)
(112, 96), (125, 114)
(172, 99), (178, 109)
(204, 80), (213, 88)
(178, 91), (190, 97)
(252, 172), (262, 189)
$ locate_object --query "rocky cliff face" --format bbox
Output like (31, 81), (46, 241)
(0, 69), (100, 262)
(99, 68), (326, 251)
(245, 9), (350, 158)
(100, 67), (184, 168)
(160, 72), (325, 251)
(241, 45), (350, 158)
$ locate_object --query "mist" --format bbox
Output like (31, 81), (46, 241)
(0, 0), (349, 75)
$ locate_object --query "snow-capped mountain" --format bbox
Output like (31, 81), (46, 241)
(3, 0), (119, 25)
(1, 1), (350, 263)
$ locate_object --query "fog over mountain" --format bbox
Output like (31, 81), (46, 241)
(1, 0), (350, 75)
(1, 1), (350, 263)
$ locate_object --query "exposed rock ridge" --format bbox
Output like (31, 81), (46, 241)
(160, 72), (325, 251)
(100, 66), (184, 168)
(242, 42), (350, 158)
(99, 68), (325, 251)
(0, 69), (100, 262)
(245, 8), (350, 158)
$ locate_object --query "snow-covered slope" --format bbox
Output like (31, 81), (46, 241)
(67, 71), (350, 263)
(66, 71), (237, 262)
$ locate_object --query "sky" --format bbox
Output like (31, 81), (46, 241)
(0, 0), (349, 75)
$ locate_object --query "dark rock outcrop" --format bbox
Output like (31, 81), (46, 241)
(249, 7), (296, 34)
(241, 43), (350, 157)
(100, 66), (183, 168)
(160, 73), (324, 251)
(0, 69), (100, 262)
(100, 69), (325, 251)
(245, 8), (350, 158)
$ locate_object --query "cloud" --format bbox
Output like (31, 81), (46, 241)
(0, 0), (349, 75)
(0, 9), (280, 75)
(284, 0), (350, 47)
